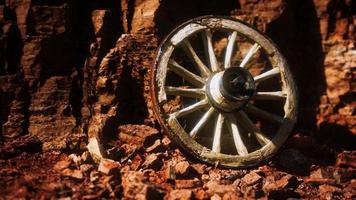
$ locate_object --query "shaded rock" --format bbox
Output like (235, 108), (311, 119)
(118, 125), (161, 147)
(333, 167), (356, 183)
(145, 139), (165, 153)
(277, 148), (310, 175)
(174, 161), (199, 179)
(318, 184), (342, 199)
(98, 159), (121, 176)
(335, 151), (356, 168)
(122, 171), (165, 200)
(142, 153), (164, 170)
(305, 167), (335, 185)
(80, 164), (94, 174)
(90, 170), (100, 183)
(61, 169), (84, 180)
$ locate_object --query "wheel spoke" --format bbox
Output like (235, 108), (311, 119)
(190, 107), (216, 138)
(182, 40), (211, 77)
(240, 43), (261, 68)
(253, 91), (287, 100)
(202, 29), (219, 72)
(212, 113), (224, 153)
(170, 99), (209, 118)
(237, 111), (271, 146)
(165, 86), (205, 98)
(224, 31), (238, 69)
(224, 113), (248, 156)
(254, 67), (280, 83)
(168, 59), (205, 87)
(245, 104), (284, 124)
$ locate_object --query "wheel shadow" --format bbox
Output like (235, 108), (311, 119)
(265, 0), (326, 132)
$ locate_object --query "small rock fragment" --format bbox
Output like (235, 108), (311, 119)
(80, 164), (94, 174)
(122, 171), (165, 200)
(98, 159), (121, 176)
(335, 151), (356, 168)
(263, 175), (299, 192)
(205, 181), (236, 196)
(142, 153), (164, 170)
(69, 153), (82, 167)
(175, 178), (201, 189)
(61, 169), (84, 180)
(175, 161), (199, 179)
(305, 167), (335, 185)
(53, 157), (72, 171)
(145, 139), (164, 153)
(167, 189), (193, 200)
(90, 170), (100, 182)
(241, 171), (262, 186)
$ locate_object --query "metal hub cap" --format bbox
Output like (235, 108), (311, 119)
(151, 16), (298, 168)
(206, 67), (255, 112)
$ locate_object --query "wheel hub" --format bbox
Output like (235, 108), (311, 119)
(206, 67), (255, 112)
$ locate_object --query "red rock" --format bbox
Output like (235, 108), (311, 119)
(335, 151), (356, 168)
(130, 154), (143, 171)
(80, 164), (94, 174)
(175, 178), (201, 189)
(191, 164), (206, 175)
(98, 159), (121, 176)
(241, 171), (262, 186)
(319, 184), (341, 194)
(61, 169), (84, 180)
(145, 139), (165, 153)
(194, 189), (209, 200)
(305, 167), (335, 185)
(161, 137), (171, 147)
(175, 161), (199, 179)
(205, 181), (236, 196)
(166, 189), (193, 200)
(90, 170), (100, 182)
(333, 167), (356, 183)
(53, 157), (72, 171)
(142, 153), (163, 170)
(263, 175), (299, 192)
(122, 171), (165, 200)
(30, 5), (66, 36)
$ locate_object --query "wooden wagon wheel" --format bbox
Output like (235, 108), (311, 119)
(150, 16), (298, 168)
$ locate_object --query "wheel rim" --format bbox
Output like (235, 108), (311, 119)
(151, 16), (298, 168)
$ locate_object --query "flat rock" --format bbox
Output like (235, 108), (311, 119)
(142, 153), (164, 170)
(98, 159), (121, 176)
(241, 171), (263, 186)
(175, 178), (201, 189)
(174, 161), (199, 179)
(53, 157), (72, 171)
(61, 169), (84, 180)
(263, 175), (299, 192)
(166, 189), (193, 200)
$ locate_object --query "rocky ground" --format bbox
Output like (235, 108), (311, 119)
(1, 126), (355, 199)
(0, 0), (355, 199)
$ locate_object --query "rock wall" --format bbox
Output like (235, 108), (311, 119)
(0, 0), (355, 150)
